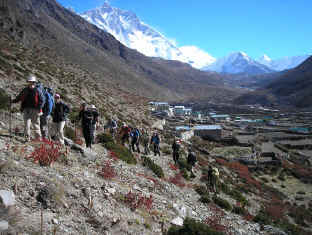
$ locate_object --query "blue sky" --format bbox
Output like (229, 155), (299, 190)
(57, 0), (312, 59)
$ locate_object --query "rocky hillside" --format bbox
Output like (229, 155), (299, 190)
(0, 0), (241, 103)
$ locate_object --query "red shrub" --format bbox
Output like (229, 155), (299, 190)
(109, 151), (119, 162)
(124, 191), (153, 211)
(98, 160), (116, 180)
(169, 162), (179, 171)
(74, 138), (83, 146)
(136, 173), (160, 187)
(215, 158), (228, 166)
(204, 204), (229, 233)
(265, 197), (286, 222)
(27, 139), (62, 166)
(168, 173), (185, 188)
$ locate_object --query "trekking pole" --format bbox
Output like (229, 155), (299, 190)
(9, 94), (12, 139)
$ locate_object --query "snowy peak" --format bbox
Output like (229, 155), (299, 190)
(203, 51), (273, 75)
(80, 3), (215, 69)
(256, 54), (310, 71)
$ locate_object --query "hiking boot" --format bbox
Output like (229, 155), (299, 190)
(24, 135), (30, 143)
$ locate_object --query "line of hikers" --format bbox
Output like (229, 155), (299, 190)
(12, 75), (70, 145)
(13, 75), (219, 192)
(108, 120), (161, 156)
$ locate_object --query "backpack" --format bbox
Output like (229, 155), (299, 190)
(35, 83), (46, 108)
(43, 88), (54, 115)
(212, 167), (219, 177)
(83, 109), (94, 126)
(111, 120), (117, 128)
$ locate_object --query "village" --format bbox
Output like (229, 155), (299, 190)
(149, 101), (312, 168)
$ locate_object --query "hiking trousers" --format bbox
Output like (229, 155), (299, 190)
(143, 142), (150, 155)
(40, 115), (50, 139)
(23, 108), (41, 140)
(51, 121), (66, 145)
(153, 143), (160, 156)
(82, 125), (94, 148)
(173, 151), (179, 164)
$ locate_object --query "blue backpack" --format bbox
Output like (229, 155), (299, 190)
(43, 90), (54, 116)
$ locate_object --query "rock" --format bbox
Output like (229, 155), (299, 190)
(171, 217), (183, 226)
(172, 203), (192, 219)
(52, 218), (59, 225)
(106, 187), (116, 195)
(263, 225), (287, 235)
(0, 190), (15, 207)
(82, 148), (97, 161)
(0, 220), (8, 231)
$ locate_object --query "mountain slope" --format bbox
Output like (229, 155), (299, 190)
(257, 54), (310, 71)
(80, 3), (216, 69)
(233, 56), (312, 108)
(0, 0), (241, 103)
(203, 52), (273, 75)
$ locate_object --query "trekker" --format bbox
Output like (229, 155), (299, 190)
(150, 132), (160, 156)
(130, 127), (141, 153)
(110, 118), (118, 140)
(78, 104), (96, 148)
(40, 87), (54, 139)
(172, 138), (180, 165)
(90, 104), (99, 143)
(119, 122), (131, 147)
(211, 166), (220, 193)
(207, 166), (213, 191)
(51, 94), (70, 145)
(12, 75), (45, 142)
(141, 129), (150, 155)
(187, 148), (197, 178)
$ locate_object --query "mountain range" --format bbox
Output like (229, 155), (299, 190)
(80, 3), (310, 74)
(80, 3), (216, 69)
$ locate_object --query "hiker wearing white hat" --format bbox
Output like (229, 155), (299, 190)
(12, 74), (45, 141)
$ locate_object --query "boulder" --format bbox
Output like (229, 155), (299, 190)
(170, 217), (183, 226)
(0, 220), (8, 231)
(0, 190), (15, 207)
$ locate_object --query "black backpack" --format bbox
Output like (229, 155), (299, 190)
(83, 109), (94, 126)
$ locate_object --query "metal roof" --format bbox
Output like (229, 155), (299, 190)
(194, 125), (222, 130)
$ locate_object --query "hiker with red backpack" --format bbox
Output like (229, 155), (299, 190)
(12, 75), (45, 142)
(51, 94), (70, 145)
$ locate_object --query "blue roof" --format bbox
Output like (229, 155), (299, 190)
(194, 125), (222, 130)
(211, 115), (230, 118)
(175, 126), (191, 131)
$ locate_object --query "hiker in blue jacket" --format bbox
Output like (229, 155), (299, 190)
(130, 127), (141, 153)
(150, 132), (161, 156)
(40, 87), (54, 139)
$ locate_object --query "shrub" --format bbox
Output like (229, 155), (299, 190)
(229, 190), (248, 207)
(64, 125), (76, 140)
(142, 156), (164, 178)
(27, 139), (63, 166)
(0, 88), (10, 110)
(213, 197), (232, 211)
(178, 158), (192, 171)
(181, 168), (189, 180)
(104, 142), (136, 165)
(232, 206), (247, 215)
(161, 145), (172, 155)
(98, 160), (116, 180)
(200, 195), (211, 204)
(253, 209), (272, 225)
(124, 191), (153, 211)
(169, 173), (185, 188)
(97, 132), (114, 143)
(195, 185), (209, 196)
(167, 217), (224, 235)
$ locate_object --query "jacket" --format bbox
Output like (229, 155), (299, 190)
(13, 87), (45, 111)
(52, 101), (70, 122)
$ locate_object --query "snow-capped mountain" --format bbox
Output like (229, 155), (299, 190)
(257, 54), (310, 71)
(80, 3), (215, 69)
(203, 52), (273, 75)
